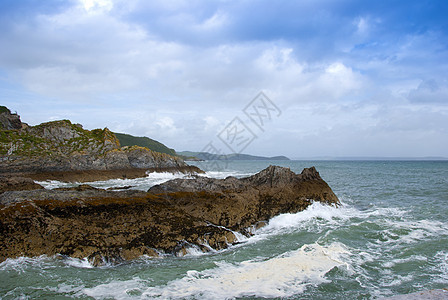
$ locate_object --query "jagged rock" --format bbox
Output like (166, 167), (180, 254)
(0, 106), (22, 130)
(149, 166), (339, 231)
(0, 166), (339, 266)
(124, 146), (186, 169)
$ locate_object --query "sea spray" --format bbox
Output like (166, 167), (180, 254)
(82, 243), (349, 299)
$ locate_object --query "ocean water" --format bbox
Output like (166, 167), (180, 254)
(1, 160), (448, 299)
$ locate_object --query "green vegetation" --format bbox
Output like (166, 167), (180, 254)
(114, 132), (176, 156)
(0, 119), (120, 157)
(0, 106), (11, 114)
(0, 107), (176, 159)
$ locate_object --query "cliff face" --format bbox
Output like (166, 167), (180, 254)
(0, 106), (23, 130)
(0, 166), (339, 266)
(0, 111), (188, 176)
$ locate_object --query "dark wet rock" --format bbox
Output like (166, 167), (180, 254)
(54, 184), (100, 191)
(107, 185), (134, 191)
(0, 176), (44, 193)
(0, 166), (339, 266)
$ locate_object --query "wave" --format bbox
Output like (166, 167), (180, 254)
(201, 170), (255, 179)
(36, 171), (195, 191)
(82, 242), (349, 299)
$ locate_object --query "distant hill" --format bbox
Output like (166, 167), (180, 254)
(178, 151), (290, 161)
(114, 133), (176, 156)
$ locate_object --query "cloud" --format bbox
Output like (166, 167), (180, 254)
(1, 0), (448, 157)
(408, 79), (448, 104)
(79, 0), (113, 13)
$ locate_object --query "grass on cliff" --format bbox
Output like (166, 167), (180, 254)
(114, 132), (176, 156)
(0, 106), (11, 114)
(0, 120), (120, 157)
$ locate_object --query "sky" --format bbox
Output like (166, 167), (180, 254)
(1, 0), (447, 158)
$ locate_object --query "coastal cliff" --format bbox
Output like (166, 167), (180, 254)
(0, 107), (198, 181)
(0, 166), (339, 266)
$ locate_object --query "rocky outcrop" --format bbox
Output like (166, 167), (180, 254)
(0, 110), (194, 180)
(0, 176), (44, 193)
(0, 166), (339, 266)
(0, 106), (23, 130)
(149, 166), (339, 232)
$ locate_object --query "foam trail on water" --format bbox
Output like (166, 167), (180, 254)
(202, 170), (255, 179)
(83, 243), (349, 299)
(36, 172), (194, 191)
(35, 180), (78, 190)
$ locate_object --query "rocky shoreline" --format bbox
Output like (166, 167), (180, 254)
(0, 108), (340, 266)
(3, 165), (203, 184)
(0, 165), (339, 266)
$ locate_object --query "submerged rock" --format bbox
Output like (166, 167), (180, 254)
(0, 166), (339, 266)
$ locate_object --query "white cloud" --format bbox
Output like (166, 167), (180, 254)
(79, 0), (113, 14)
(319, 62), (362, 99)
(356, 17), (368, 35)
(1, 0), (447, 157)
(195, 11), (228, 31)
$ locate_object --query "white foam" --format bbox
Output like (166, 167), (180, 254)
(381, 255), (428, 268)
(147, 242), (347, 299)
(376, 219), (448, 246)
(35, 180), (78, 190)
(201, 170), (255, 179)
(63, 257), (95, 269)
(36, 172), (195, 191)
(257, 201), (355, 236)
(178, 244), (207, 257)
(434, 251), (448, 283)
(0, 255), (50, 273)
(81, 243), (349, 299)
(83, 278), (152, 300)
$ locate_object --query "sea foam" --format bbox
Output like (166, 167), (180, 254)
(82, 242), (349, 299)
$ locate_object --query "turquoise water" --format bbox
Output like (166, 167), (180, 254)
(1, 160), (448, 299)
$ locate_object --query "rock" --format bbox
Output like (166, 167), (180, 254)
(0, 176), (44, 193)
(0, 106), (22, 130)
(124, 146), (186, 169)
(0, 166), (339, 265)
(149, 165), (339, 231)
(0, 111), (196, 180)
(54, 184), (99, 191)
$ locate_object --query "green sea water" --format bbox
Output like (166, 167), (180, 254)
(1, 160), (447, 299)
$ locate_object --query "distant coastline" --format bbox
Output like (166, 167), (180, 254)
(178, 151), (290, 161)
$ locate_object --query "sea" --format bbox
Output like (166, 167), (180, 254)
(1, 160), (447, 299)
